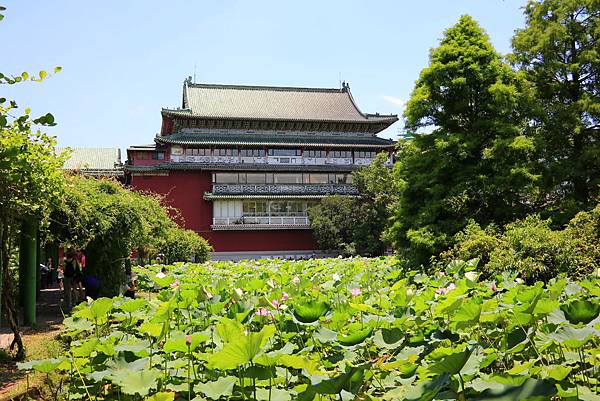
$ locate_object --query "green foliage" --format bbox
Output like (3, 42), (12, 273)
(511, 0), (600, 223)
(50, 176), (211, 296)
(308, 154), (399, 256)
(308, 196), (361, 254)
(0, 35), (66, 358)
(21, 257), (600, 400)
(486, 215), (568, 282)
(161, 225), (212, 263)
(442, 204), (600, 281)
(390, 15), (538, 266)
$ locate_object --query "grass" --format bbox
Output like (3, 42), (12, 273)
(0, 324), (64, 401)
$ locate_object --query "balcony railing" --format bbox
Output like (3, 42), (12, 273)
(170, 155), (389, 167)
(211, 216), (310, 230)
(212, 184), (359, 196)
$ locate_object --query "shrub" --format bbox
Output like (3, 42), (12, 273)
(441, 204), (600, 282)
(439, 221), (503, 268)
(161, 226), (212, 263)
(563, 203), (600, 278)
(308, 196), (386, 256)
(486, 215), (569, 282)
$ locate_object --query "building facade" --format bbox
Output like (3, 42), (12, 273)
(126, 80), (397, 258)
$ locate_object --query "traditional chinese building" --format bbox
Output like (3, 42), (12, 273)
(126, 79), (397, 259)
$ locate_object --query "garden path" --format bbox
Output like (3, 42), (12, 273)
(0, 286), (64, 400)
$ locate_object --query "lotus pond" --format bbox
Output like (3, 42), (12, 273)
(19, 257), (600, 400)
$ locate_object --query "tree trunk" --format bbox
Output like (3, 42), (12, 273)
(0, 221), (24, 359)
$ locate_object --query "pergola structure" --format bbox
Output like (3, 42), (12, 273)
(16, 148), (123, 325)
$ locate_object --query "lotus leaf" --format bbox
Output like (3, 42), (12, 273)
(293, 300), (330, 323)
(560, 299), (600, 325)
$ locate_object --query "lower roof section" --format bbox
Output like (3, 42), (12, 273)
(155, 132), (395, 148)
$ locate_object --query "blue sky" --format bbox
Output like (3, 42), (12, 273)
(3, 0), (527, 152)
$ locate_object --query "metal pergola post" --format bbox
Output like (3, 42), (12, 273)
(20, 218), (38, 326)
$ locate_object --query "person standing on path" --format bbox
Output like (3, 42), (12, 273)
(63, 251), (78, 310)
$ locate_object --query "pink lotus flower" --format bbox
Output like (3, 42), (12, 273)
(490, 282), (498, 292)
(435, 283), (456, 298)
(435, 287), (448, 297)
(351, 288), (362, 297)
(256, 307), (269, 316)
(271, 299), (280, 309)
(169, 280), (180, 289)
(185, 335), (192, 346)
(281, 292), (289, 301)
(292, 276), (300, 285)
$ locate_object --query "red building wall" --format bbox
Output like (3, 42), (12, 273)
(130, 170), (318, 252)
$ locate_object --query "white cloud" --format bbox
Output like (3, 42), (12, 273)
(380, 95), (405, 108)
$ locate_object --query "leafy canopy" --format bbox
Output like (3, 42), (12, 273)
(390, 15), (538, 265)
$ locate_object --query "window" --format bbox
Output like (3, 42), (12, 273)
(268, 148), (301, 157)
(331, 150), (352, 158)
(152, 151), (165, 160)
(305, 149), (327, 158)
(336, 174), (350, 183)
(240, 148), (266, 157)
(246, 173), (267, 184)
(214, 173), (239, 184)
(273, 173), (303, 184)
(306, 174), (328, 184)
(355, 150), (376, 159)
(269, 201), (307, 216)
(243, 200), (267, 216)
(216, 148), (237, 156)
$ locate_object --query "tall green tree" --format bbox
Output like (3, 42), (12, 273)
(389, 15), (538, 266)
(0, 66), (65, 357)
(511, 0), (600, 223)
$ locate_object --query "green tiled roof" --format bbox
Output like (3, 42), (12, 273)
(155, 133), (394, 148)
(58, 147), (123, 174)
(167, 82), (398, 125)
